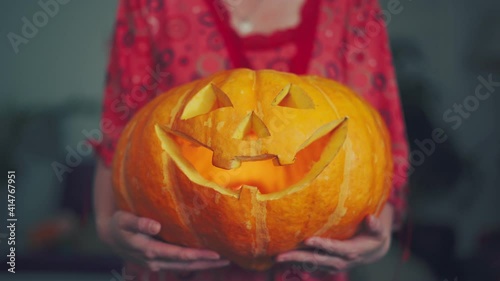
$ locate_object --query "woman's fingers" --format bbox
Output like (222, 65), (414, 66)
(109, 210), (228, 270)
(145, 260), (231, 272)
(136, 217), (161, 235)
(276, 250), (348, 272)
(303, 215), (385, 260)
(276, 208), (394, 272)
(121, 230), (222, 262)
(141, 239), (222, 261)
(365, 215), (383, 237)
(304, 236), (383, 261)
(115, 211), (161, 235)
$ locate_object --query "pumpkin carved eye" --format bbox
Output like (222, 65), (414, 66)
(272, 84), (315, 109)
(181, 83), (233, 120)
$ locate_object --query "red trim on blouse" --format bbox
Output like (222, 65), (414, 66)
(205, 0), (320, 74)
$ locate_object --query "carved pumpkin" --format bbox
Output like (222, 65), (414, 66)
(112, 69), (393, 270)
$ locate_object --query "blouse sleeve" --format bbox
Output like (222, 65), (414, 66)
(341, 0), (410, 229)
(93, 0), (157, 166)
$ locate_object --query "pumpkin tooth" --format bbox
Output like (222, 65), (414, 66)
(212, 150), (242, 170)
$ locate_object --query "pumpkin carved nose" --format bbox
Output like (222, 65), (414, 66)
(232, 111), (270, 140)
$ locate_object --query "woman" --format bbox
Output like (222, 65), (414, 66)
(93, 0), (409, 280)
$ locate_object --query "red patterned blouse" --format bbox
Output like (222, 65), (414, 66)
(94, 0), (409, 280)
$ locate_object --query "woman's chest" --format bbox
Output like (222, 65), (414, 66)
(143, 0), (349, 88)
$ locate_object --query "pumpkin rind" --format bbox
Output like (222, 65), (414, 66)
(112, 69), (393, 270)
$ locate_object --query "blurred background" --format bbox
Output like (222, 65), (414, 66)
(0, 0), (499, 280)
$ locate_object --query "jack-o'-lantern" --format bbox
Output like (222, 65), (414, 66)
(112, 69), (393, 270)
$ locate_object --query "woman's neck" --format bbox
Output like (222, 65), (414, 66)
(226, 0), (307, 36)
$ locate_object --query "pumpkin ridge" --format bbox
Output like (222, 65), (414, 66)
(168, 88), (192, 127)
(123, 95), (168, 209)
(166, 157), (204, 247)
(250, 188), (270, 257)
(305, 76), (340, 117)
(339, 85), (379, 218)
(326, 80), (377, 220)
(314, 138), (354, 236)
(118, 120), (137, 212)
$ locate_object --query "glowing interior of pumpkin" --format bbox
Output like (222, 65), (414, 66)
(173, 129), (335, 194)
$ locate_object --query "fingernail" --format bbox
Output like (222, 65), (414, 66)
(207, 252), (221, 259)
(305, 237), (317, 245)
(150, 222), (161, 234)
(276, 255), (287, 262)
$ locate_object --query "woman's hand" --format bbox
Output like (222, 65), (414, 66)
(98, 210), (230, 272)
(93, 160), (229, 272)
(276, 204), (394, 274)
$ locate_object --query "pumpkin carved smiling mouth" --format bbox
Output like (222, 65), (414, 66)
(155, 116), (347, 198)
(153, 81), (348, 198)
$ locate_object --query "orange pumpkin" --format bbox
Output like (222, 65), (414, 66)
(112, 69), (393, 270)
